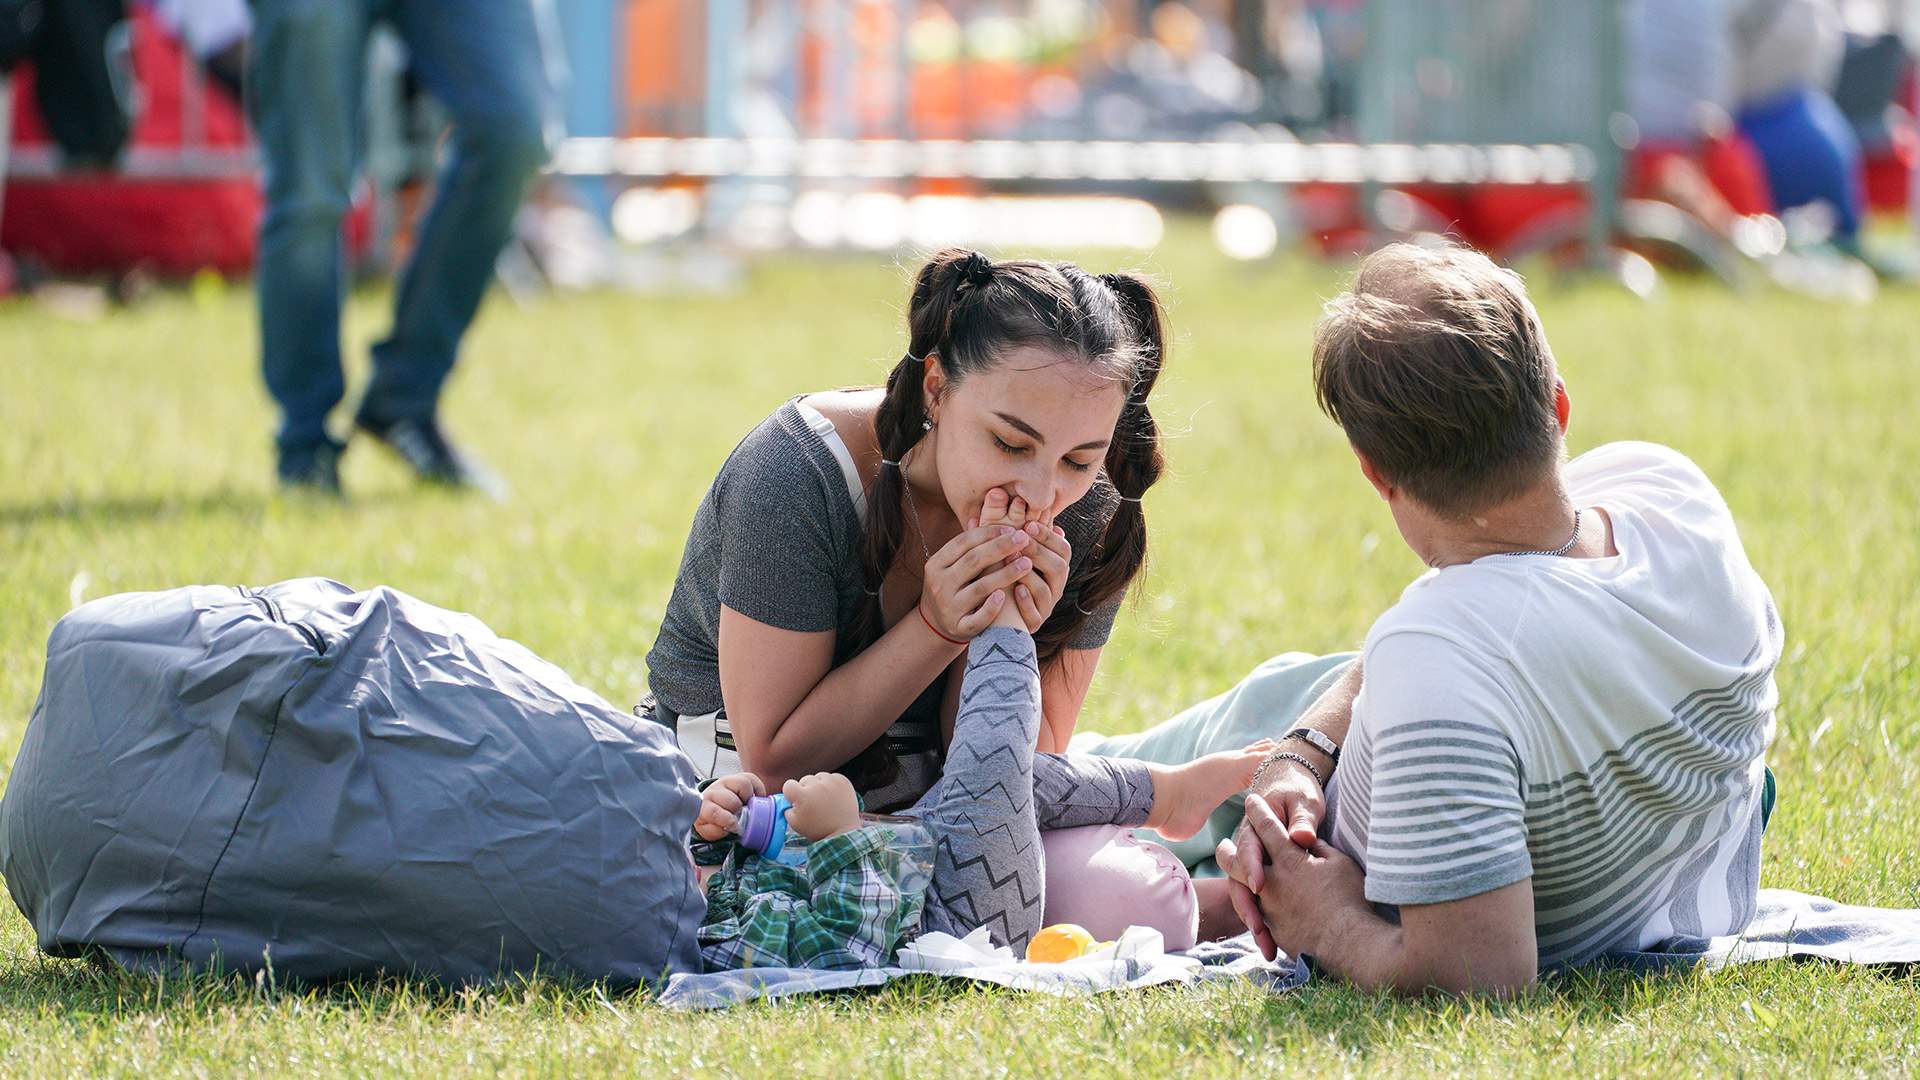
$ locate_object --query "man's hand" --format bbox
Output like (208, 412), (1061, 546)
(694, 772), (766, 841)
(1217, 658), (1360, 950)
(1226, 796), (1539, 995)
(1217, 754), (1327, 956)
(1217, 795), (1367, 961)
(783, 772), (863, 841)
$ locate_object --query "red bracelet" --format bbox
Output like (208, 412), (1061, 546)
(918, 603), (966, 646)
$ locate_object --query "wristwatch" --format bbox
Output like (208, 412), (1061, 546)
(1281, 726), (1340, 766)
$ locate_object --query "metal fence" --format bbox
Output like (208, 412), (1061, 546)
(1353, 0), (1625, 255)
(552, 0), (1625, 256)
(4, 1), (1630, 259)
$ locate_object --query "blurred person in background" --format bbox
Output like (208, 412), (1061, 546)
(1731, 1), (1857, 234)
(253, 0), (561, 496)
(148, 0), (247, 102)
(0, 0), (131, 169)
(1072, 0), (1263, 138)
(1623, 0), (1779, 243)
(1731, 0), (1917, 274)
(1829, 2), (1917, 219)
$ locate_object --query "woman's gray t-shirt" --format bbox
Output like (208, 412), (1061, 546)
(645, 398), (1122, 721)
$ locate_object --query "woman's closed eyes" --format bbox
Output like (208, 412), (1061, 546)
(992, 433), (1096, 473)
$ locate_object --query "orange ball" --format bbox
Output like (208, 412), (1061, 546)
(1025, 923), (1097, 963)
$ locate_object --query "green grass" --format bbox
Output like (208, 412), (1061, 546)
(2, 222), (1917, 1076)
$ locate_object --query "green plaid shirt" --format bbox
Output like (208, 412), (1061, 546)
(697, 825), (928, 972)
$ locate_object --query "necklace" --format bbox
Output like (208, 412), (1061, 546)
(898, 450), (934, 565)
(1497, 508), (1582, 558)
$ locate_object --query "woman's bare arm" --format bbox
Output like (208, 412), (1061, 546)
(717, 604), (961, 789)
(1037, 647), (1100, 753)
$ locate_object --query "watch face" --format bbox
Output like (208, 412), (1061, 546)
(1288, 727), (1338, 757)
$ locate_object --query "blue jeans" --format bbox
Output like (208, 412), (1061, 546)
(249, 0), (558, 455)
(1737, 86), (1865, 242)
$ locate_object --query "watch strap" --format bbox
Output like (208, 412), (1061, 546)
(1282, 726), (1340, 764)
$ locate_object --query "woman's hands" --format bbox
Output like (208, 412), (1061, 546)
(971, 487), (1071, 634)
(917, 519), (1036, 642)
(914, 487), (1070, 643)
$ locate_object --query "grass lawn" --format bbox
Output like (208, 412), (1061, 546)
(2, 222), (1916, 1076)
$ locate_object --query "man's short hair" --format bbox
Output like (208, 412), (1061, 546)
(1312, 243), (1562, 518)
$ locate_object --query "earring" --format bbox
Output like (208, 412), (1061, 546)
(922, 418), (934, 431)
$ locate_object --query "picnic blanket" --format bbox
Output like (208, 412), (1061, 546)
(660, 888), (1920, 1008)
(1604, 888), (1920, 972)
(658, 925), (1309, 1009)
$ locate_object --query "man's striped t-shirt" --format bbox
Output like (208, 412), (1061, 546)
(1325, 442), (1781, 969)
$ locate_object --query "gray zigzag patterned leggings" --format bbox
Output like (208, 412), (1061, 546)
(908, 627), (1156, 951)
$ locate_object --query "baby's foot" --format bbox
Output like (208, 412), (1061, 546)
(978, 486), (1013, 529)
(1146, 739), (1277, 842)
(974, 487), (1034, 631)
(1005, 494), (1029, 530)
(977, 487), (1030, 531)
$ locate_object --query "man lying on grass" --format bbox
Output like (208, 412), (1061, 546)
(1213, 243), (1782, 996)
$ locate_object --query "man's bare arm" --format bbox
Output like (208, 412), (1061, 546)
(1281, 657), (1360, 782)
(1309, 879), (1538, 997)
(1224, 657), (1364, 956)
(1228, 798), (1538, 997)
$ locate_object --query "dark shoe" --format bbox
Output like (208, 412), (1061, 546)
(277, 438), (345, 495)
(354, 413), (508, 500)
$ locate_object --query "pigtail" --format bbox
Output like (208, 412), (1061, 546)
(1039, 272), (1166, 651)
(855, 249), (986, 641)
(843, 249), (987, 789)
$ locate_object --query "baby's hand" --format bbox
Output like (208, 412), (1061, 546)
(782, 772), (862, 841)
(694, 772), (765, 841)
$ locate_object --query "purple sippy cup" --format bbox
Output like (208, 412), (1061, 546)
(735, 792), (804, 865)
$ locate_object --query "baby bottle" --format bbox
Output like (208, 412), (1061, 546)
(734, 794), (934, 889)
(733, 793), (809, 866)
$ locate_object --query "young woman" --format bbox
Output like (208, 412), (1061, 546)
(641, 247), (1172, 812)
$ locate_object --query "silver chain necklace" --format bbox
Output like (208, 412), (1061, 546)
(1497, 508), (1582, 558)
(898, 449), (935, 566)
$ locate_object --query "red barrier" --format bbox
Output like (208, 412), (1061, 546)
(3, 8), (259, 275)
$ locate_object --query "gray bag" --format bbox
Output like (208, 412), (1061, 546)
(0, 578), (705, 987)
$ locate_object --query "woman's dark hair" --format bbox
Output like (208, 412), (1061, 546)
(841, 248), (1168, 788)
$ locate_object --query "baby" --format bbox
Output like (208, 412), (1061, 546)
(692, 536), (1268, 970)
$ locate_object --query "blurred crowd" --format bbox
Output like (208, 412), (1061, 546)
(5, 0), (1919, 295)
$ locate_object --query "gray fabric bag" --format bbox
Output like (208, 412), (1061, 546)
(0, 578), (705, 987)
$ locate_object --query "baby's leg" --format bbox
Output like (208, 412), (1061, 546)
(1034, 742), (1280, 840)
(1031, 752), (1155, 830)
(908, 627), (1046, 951)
